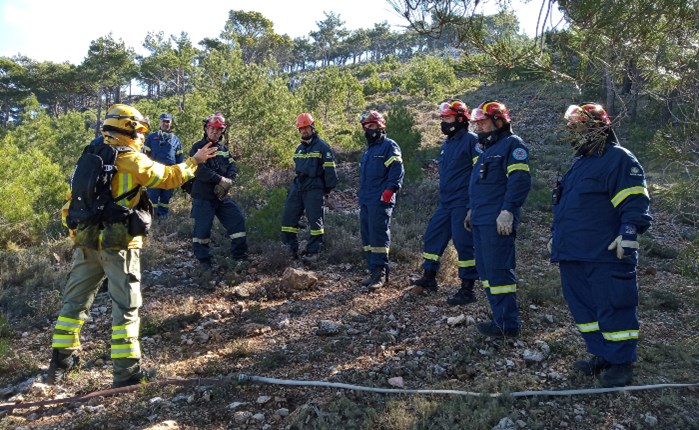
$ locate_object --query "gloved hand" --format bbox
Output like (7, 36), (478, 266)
(214, 184), (226, 200)
(380, 189), (394, 203)
(219, 177), (233, 191)
(496, 210), (514, 235)
(607, 224), (639, 259)
(464, 209), (472, 232)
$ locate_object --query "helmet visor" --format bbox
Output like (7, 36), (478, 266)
(470, 108), (489, 122)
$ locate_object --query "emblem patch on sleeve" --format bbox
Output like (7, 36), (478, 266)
(512, 148), (527, 160)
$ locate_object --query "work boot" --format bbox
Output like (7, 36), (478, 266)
(476, 321), (520, 338)
(599, 362), (633, 387)
(410, 270), (438, 293)
(573, 355), (611, 376)
(365, 267), (388, 291)
(301, 253), (320, 263)
(112, 368), (157, 389)
(46, 349), (79, 385)
(447, 279), (477, 305)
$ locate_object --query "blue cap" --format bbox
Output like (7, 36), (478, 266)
(159, 113), (172, 121)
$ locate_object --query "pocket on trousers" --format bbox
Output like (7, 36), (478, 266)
(609, 270), (638, 309)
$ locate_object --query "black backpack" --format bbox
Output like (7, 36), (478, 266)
(66, 142), (136, 229)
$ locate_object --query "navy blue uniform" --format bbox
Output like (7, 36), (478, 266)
(281, 134), (338, 254)
(144, 131), (183, 217)
(552, 141), (651, 364)
(422, 129), (479, 279)
(469, 133), (531, 331)
(189, 138), (247, 261)
(359, 135), (404, 270)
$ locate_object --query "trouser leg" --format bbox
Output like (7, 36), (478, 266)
(191, 198), (215, 261)
(280, 187), (304, 253)
(51, 247), (104, 353)
(367, 204), (392, 270)
(304, 189), (325, 254)
(474, 225), (520, 331)
(421, 205), (451, 273)
(158, 189), (173, 217)
(102, 249), (143, 382)
(451, 206), (478, 280)
(217, 198), (248, 259)
(360, 205), (371, 268)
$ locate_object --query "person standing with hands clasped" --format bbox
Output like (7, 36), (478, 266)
(280, 113), (337, 262)
(411, 100), (480, 306)
(466, 100), (531, 338)
(358, 110), (404, 291)
(189, 112), (248, 268)
(550, 103), (651, 387)
(143, 113), (183, 218)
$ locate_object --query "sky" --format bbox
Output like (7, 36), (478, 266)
(0, 0), (564, 65)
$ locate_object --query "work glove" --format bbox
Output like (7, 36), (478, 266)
(607, 224), (639, 259)
(214, 177), (233, 200)
(464, 209), (472, 232)
(496, 210), (514, 236)
(380, 189), (395, 204)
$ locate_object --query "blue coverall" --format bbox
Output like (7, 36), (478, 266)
(281, 134), (338, 255)
(422, 128), (479, 280)
(551, 140), (651, 364)
(189, 137), (247, 262)
(144, 131), (183, 217)
(359, 134), (404, 271)
(469, 132), (531, 332)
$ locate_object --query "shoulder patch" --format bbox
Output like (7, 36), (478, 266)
(512, 148), (527, 160)
(629, 166), (642, 176)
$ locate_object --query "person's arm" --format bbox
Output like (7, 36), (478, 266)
(502, 139), (532, 212)
(321, 141), (337, 193)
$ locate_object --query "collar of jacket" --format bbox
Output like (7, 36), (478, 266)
(104, 131), (142, 152)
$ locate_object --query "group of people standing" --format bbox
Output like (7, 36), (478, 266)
(46, 97), (651, 390)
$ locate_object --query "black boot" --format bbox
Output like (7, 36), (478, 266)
(112, 367), (157, 389)
(366, 266), (388, 291)
(476, 321), (520, 338)
(447, 279), (477, 305)
(599, 362), (633, 387)
(410, 270), (438, 292)
(573, 355), (611, 376)
(46, 349), (79, 385)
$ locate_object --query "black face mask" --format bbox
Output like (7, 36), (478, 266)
(440, 121), (461, 136)
(477, 130), (499, 146)
(365, 129), (381, 143)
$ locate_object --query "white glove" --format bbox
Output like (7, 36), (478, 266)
(464, 209), (472, 232)
(547, 238), (552, 254)
(496, 210), (513, 235)
(607, 235), (639, 259)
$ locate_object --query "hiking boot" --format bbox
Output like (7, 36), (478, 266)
(410, 270), (438, 292)
(365, 267), (388, 291)
(476, 321), (520, 338)
(447, 279), (477, 305)
(112, 368), (157, 389)
(198, 258), (213, 269)
(599, 362), (633, 387)
(301, 253), (320, 263)
(573, 355), (611, 376)
(46, 349), (79, 385)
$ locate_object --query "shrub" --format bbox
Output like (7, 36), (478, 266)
(386, 103), (423, 182)
(247, 187), (288, 241)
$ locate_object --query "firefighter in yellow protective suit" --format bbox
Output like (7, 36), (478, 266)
(47, 104), (217, 388)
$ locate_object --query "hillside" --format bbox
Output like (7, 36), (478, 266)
(1, 81), (698, 430)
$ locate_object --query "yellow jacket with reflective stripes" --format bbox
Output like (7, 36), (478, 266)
(62, 132), (198, 250)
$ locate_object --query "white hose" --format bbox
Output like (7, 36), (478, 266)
(238, 374), (699, 397)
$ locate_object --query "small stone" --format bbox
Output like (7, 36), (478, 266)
(228, 401), (247, 410)
(388, 376), (404, 388)
(543, 314), (554, 323)
(492, 417), (516, 430)
(522, 349), (545, 363)
(516, 420), (527, 428)
(257, 395), (272, 404)
(316, 320), (342, 336)
(234, 411), (253, 423)
(252, 413), (265, 421)
(150, 397), (163, 404)
(575, 415), (583, 422)
(447, 314), (466, 326)
(275, 408), (289, 417)
(644, 414), (657, 426)
(426, 306), (439, 313)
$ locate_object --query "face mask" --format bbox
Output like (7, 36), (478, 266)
(365, 129), (381, 142)
(441, 121), (459, 136)
(477, 130), (498, 146)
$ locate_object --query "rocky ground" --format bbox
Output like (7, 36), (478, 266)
(1, 81), (698, 429)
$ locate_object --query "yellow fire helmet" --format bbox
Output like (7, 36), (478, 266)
(103, 104), (150, 137)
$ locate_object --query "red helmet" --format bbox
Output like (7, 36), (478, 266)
(439, 100), (470, 120)
(471, 100), (511, 123)
(564, 103), (611, 126)
(295, 113), (315, 129)
(204, 112), (227, 130)
(359, 110), (386, 129)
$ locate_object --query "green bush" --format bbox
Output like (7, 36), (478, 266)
(363, 71), (393, 96)
(402, 55), (457, 100)
(386, 104), (422, 182)
(247, 187), (288, 241)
